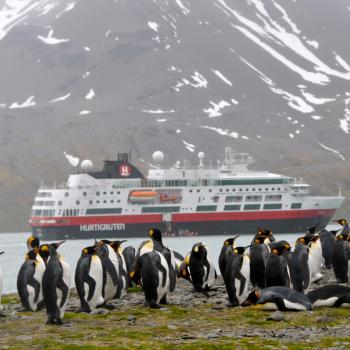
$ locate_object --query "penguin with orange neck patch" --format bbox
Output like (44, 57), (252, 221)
(41, 243), (71, 325)
(218, 235), (239, 277)
(75, 245), (104, 313)
(265, 241), (291, 288)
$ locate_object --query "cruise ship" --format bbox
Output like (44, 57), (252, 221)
(29, 148), (344, 240)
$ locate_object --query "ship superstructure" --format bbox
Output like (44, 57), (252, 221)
(30, 148), (344, 240)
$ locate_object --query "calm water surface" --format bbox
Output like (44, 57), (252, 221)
(0, 226), (340, 294)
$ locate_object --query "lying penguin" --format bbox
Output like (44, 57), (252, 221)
(244, 286), (313, 311)
(307, 285), (350, 308)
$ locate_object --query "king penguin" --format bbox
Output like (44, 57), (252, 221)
(307, 285), (350, 308)
(75, 245), (104, 313)
(288, 242), (310, 294)
(265, 241), (291, 288)
(250, 235), (270, 290)
(332, 232), (350, 283)
(320, 229), (336, 269)
(223, 246), (250, 306)
(218, 235), (239, 277)
(41, 243), (71, 325)
(130, 250), (170, 308)
(17, 250), (46, 311)
(188, 242), (217, 296)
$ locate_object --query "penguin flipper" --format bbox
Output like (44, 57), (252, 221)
(27, 276), (41, 303)
(236, 272), (247, 296)
(156, 259), (167, 288)
(104, 259), (119, 286)
(84, 275), (97, 301)
(57, 278), (69, 308)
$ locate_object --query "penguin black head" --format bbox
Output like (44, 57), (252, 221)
(308, 235), (320, 244)
(36, 244), (50, 264)
(97, 239), (111, 246)
(306, 223), (319, 236)
(295, 236), (306, 245)
(25, 250), (37, 261)
(232, 246), (247, 255)
(242, 290), (261, 306)
(223, 235), (239, 247)
(257, 227), (274, 240)
(27, 236), (40, 251)
(254, 236), (267, 245)
(110, 240), (127, 253)
(82, 245), (99, 256)
(51, 241), (65, 250)
(149, 228), (162, 241)
(334, 219), (349, 227)
(191, 242), (207, 257)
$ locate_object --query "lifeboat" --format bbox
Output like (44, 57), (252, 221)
(129, 190), (158, 202)
(159, 193), (177, 203)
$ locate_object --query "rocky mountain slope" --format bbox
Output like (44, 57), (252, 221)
(0, 0), (349, 231)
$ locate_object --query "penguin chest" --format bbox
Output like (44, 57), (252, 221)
(156, 252), (170, 303)
(86, 256), (104, 308)
(28, 260), (46, 310)
(282, 299), (307, 311)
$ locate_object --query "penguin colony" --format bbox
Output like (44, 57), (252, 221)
(3, 219), (350, 324)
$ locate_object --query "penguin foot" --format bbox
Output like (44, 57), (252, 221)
(46, 317), (63, 325)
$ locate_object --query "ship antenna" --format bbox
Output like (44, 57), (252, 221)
(338, 186), (342, 197)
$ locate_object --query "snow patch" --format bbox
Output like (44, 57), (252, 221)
(9, 96), (36, 109)
(176, 129), (181, 133)
(50, 93), (71, 103)
(141, 109), (175, 114)
(338, 96), (350, 134)
(84, 46), (91, 52)
(148, 21), (159, 32)
(182, 140), (195, 152)
(311, 115), (323, 120)
(201, 126), (248, 139)
(63, 151), (79, 167)
(56, 2), (76, 19)
(175, 0), (190, 15)
(79, 110), (91, 115)
(212, 69), (232, 86)
(156, 119), (167, 122)
(37, 29), (69, 45)
(301, 92), (335, 105)
(85, 89), (95, 100)
(318, 142), (345, 161)
(306, 40), (319, 49)
(204, 100), (231, 118)
(83, 72), (90, 79)
(191, 72), (208, 88)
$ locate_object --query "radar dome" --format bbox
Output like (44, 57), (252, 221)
(152, 151), (164, 163)
(81, 159), (94, 170)
(198, 152), (205, 159)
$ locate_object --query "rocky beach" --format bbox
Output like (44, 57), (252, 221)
(1, 268), (350, 349)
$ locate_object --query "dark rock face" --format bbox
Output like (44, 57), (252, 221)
(0, 0), (349, 231)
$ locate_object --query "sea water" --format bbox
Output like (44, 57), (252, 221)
(0, 225), (340, 293)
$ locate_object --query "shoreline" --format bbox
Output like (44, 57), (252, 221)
(1, 269), (350, 349)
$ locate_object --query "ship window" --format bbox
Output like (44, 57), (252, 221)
(225, 196), (243, 202)
(239, 189), (242, 192)
(189, 190), (193, 193)
(83, 192), (87, 196)
(252, 188), (256, 191)
(244, 204), (260, 210)
(209, 189), (212, 192)
(272, 188), (275, 191)
(246, 195), (262, 202)
(277, 188), (281, 190)
(117, 200), (120, 203)
(96, 200), (100, 204)
(86, 208), (122, 215)
(141, 206), (180, 213)
(96, 192), (100, 196)
(58, 201), (62, 206)
(103, 200), (107, 203)
(232, 189), (236, 192)
(263, 203), (282, 210)
(111, 200), (114, 203)
(224, 205), (240, 211)
(196, 205), (217, 212)
(76, 201), (80, 205)
(65, 192), (69, 197)
(265, 195), (282, 201)
(117, 191), (120, 194)
(219, 189), (223, 192)
(213, 196), (219, 203)
(226, 189), (229, 192)
(197, 189), (200, 193)
(265, 188), (268, 191)
(37, 191), (52, 198)
(89, 200), (93, 205)
(103, 192), (107, 195)
(110, 192), (114, 195)
(291, 203), (302, 209)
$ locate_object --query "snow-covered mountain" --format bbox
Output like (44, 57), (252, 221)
(0, 0), (349, 231)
